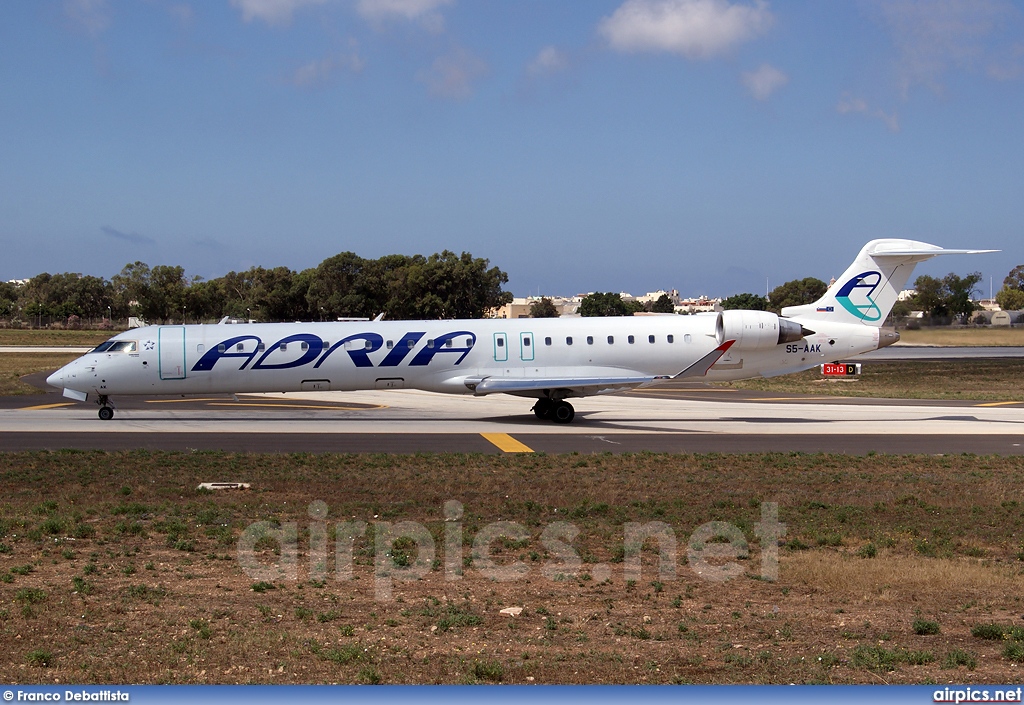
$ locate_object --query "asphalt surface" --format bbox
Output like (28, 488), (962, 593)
(2, 369), (1021, 455)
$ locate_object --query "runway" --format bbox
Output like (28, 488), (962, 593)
(2, 376), (1022, 454)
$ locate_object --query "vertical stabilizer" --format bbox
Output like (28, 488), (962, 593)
(781, 239), (996, 327)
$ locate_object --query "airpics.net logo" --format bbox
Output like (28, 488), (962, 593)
(235, 500), (786, 601)
(835, 270), (884, 321)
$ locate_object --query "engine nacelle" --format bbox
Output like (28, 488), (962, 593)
(715, 310), (810, 350)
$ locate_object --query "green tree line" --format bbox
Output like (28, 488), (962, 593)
(0, 250), (512, 324)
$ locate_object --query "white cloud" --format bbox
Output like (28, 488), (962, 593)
(871, 0), (1017, 95)
(527, 46), (569, 76)
(63, 0), (110, 37)
(229, 0), (327, 27)
(292, 43), (365, 87)
(599, 0), (774, 59)
(418, 47), (486, 99)
(741, 63), (787, 100)
(837, 93), (900, 132)
(356, 0), (454, 32)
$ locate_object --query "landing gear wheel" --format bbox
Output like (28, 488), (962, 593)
(98, 406), (114, 421)
(551, 400), (575, 424)
(533, 399), (553, 420)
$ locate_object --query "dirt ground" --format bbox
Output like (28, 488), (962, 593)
(2, 451), (1023, 684)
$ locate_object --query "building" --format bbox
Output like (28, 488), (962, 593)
(489, 296), (580, 319)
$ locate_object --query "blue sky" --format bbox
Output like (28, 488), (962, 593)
(1, 0), (1022, 298)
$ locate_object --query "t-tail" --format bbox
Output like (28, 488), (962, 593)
(781, 239), (997, 327)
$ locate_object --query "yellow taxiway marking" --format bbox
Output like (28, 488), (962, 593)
(975, 401), (1022, 407)
(481, 433), (535, 453)
(20, 402), (76, 410)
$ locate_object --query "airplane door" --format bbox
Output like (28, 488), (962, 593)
(520, 332), (534, 361)
(493, 332), (508, 362)
(158, 326), (187, 380)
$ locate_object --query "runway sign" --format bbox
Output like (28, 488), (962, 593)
(822, 362), (861, 376)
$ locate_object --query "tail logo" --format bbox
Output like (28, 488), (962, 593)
(835, 270), (883, 321)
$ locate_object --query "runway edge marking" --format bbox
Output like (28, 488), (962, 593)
(480, 433), (535, 454)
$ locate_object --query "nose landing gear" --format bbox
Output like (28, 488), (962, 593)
(96, 395), (115, 421)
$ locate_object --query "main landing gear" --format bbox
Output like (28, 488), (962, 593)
(532, 399), (575, 424)
(96, 395), (115, 421)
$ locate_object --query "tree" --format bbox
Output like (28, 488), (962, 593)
(579, 292), (631, 317)
(1003, 264), (1024, 292)
(650, 294), (675, 313)
(996, 286), (1024, 311)
(306, 250), (511, 321)
(911, 275), (947, 317)
(767, 278), (827, 311)
(17, 272), (111, 319)
(529, 297), (559, 318)
(910, 272), (982, 321)
(0, 281), (18, 317)
(943, 272), (981, 321)
(721, 293), (768, 311)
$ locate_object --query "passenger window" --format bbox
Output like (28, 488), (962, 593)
(465, 338), (472, 347)
(386, 340), (394, 349)
(497, 338), (504, 347)
(648, 335), (655, 344)
(407, 339), (415, 349)
(545, 337), (552, 346)
(446, 339), (453, 348)
(197, 344), (205, 354)
(279, 343), (287, 351)
(236, 343), (244, 352)
(628, 335), (635, 344)
(365, 340), (373, 350)
(524, 337), (531, 346)
(684, 334), (692, 343)
(667, 335), (675, 343)
(300, 342), (308, 351)
(217, 344), (226, 353)
(566, 337), (573, 345)
(257, 343), (265, 352)
(427, 339), (434, 348)
(587, 336), (594, 345)
(607, 336), (614, 344)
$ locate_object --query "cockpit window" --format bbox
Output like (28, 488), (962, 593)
(91, 340), (137, 353)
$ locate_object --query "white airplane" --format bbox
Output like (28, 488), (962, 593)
(47, 239), (993, 423)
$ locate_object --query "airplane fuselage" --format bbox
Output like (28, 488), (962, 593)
(50, 313), (881, 400)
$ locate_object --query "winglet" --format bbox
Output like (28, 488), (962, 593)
(673, 340), (735, 379)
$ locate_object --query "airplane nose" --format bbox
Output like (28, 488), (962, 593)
(46, 368), (64, 388)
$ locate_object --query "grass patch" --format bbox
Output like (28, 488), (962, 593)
(26, 649), (54, 667)
(719, 358), (1024, 402)
(0, 352), (80, 395)
(943, 649), (977, 670)
(0, 330), (115, 346)
(912, 619), (940, 635)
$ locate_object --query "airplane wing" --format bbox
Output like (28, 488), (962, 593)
(464, 341), (735, 397)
